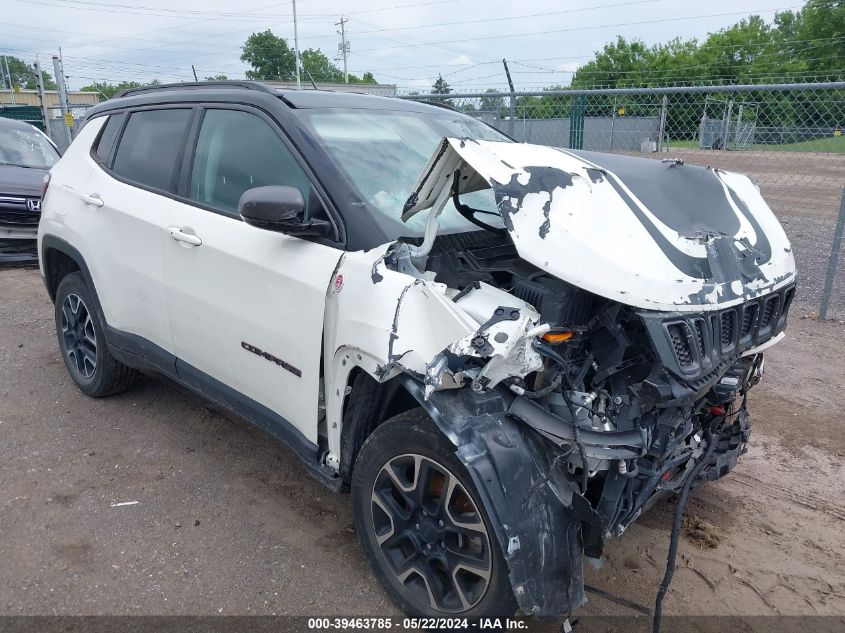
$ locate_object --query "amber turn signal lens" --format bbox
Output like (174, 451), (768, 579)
(542, 331), (574, 343)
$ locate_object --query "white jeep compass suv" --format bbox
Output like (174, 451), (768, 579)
(38, 81), (796, 620)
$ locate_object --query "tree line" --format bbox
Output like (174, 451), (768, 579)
(428, 0), (843, 141)
(430, 1), (842, 105)
(1, 29), (377, 100)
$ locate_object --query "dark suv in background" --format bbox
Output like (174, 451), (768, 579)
(0, 117), (60, 262)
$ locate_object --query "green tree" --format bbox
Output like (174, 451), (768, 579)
(479, 88), (505, 116)
(240, 31), (377, 84)
(301, 48), (344, 82)
(80, 80), (160, 99)
(790, 0), (845, 77)
(240, 30), (296, 80)
(2, 56), (56, 90)
(695, 15), (774, 84)
(204, 74), (229, 81)
(570, 3), (844, 89)
(432, 74), (451, 94)
(349, 71), (377, 84)
(570, 37), (652, 88)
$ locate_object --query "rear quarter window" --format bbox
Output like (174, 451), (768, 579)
(92, 114), (123, 164)
(111, 109), (191, 192)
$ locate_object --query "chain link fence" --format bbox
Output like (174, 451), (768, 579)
(44, 104), (94, 153)
(400, 82), (845, 320)
(0, 104), (92, 150)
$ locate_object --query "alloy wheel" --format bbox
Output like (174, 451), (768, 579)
(370, 453), (493, 613)
(60, 293), (97, 379)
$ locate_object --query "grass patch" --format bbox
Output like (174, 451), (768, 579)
(665, 135), (845, 153)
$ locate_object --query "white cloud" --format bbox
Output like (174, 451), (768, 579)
(447, 54), (475, 66)
(557, 61), (581, 74)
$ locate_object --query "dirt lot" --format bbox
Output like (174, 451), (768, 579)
(1, 266), (844, 628)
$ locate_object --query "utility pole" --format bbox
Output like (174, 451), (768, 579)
(33, 59), (50, 136)
(292, 0), (301, 89)
(191, 65), (198, 81)
(336, 15), (349, 83)
(52, 55), (72, 146)
(59, 46), (70, 98)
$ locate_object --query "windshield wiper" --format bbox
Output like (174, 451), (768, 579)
(451, 168), (507, 236)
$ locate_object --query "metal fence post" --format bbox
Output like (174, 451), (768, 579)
(570, 95), (585, 149)
(658, 95), (668, 152)
(820, 186), (845, 320)
(609, 97), (616, 150)
(502, 59), (516, 137)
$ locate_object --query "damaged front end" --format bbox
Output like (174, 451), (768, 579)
(332, 138), (796, 616)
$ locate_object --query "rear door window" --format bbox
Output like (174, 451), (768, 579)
(112, 109), (191, 192)
(189, 109), (311, 216)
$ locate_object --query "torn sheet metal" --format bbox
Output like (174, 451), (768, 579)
(404, 138), (796, 312)
(322, 248), (549, 463)
(388, 279), (544, 396)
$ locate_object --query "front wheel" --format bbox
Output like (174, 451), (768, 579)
(351, 409), (517, 617)
(54, 272), (137, 397)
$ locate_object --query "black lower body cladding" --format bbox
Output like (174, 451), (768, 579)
(401, 377), (585, 617)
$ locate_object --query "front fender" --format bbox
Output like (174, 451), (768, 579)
(401, 375), (585, 617)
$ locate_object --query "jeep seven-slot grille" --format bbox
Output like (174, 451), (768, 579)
(741, 304), (758, 338)
(693, 320), (706, 355)
(652, 284), (795, 376)
(760, 295), (779, 329)
(668, 324), (692, 366)
(720, 311), (735, 347)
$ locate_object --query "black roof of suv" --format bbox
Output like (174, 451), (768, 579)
(87, 80), (446, 117)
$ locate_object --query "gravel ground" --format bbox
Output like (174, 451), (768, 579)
(1, 267), (843, 628)
(780, 212), (844, 319)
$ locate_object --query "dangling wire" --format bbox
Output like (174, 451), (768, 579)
(652, 423), (718, 633)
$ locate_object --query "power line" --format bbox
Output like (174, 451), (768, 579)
(4, 1), (817, 72)
(150, 4), (813, 71)
(342, 0), (665, 38)
(350, 6), (806, 54)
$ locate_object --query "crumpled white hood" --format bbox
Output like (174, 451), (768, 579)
(403, 138), (796, 312)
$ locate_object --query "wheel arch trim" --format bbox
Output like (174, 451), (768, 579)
(398, 374), (586, 617)
(41, 235), (97, 305)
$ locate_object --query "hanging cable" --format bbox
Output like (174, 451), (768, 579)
(652, 423), (718, 633)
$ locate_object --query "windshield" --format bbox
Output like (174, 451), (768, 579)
(0, 125), (60, 169)
(294, 107), (510, 237)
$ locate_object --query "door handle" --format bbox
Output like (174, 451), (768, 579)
(168, 227), (202, 247)
(79, 192), (104, 207)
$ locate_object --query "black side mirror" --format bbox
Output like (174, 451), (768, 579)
(239, 185), (331, 237)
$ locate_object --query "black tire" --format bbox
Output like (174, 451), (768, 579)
(352, 409), (517, 618)
(54, 272), (136, 397)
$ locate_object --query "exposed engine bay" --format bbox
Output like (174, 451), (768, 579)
(390, 229), (792, 552)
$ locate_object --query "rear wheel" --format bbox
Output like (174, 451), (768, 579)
(352, 409), (517, 617)
(54, 272), (136, 397)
